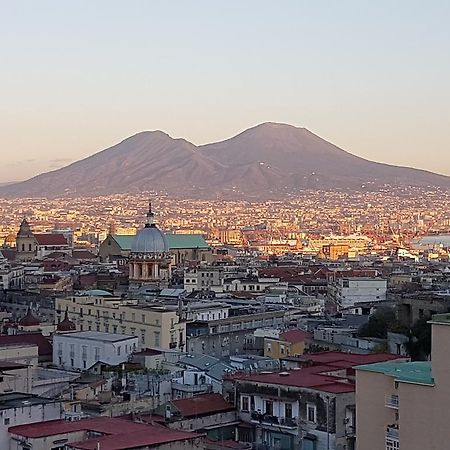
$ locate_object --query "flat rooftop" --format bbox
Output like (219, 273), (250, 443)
(57, 331), (136, 343)
(0, 393), (58, 410)
(356, 361), (434, 386)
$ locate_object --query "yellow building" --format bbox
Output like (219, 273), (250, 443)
(264, 329), (311, 359)
(55, 291), (185, 351)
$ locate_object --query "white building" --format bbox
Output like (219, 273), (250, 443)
(53, 331), (138, 371)
(328, 277), (387, 309)
(0, 393), (63, 450)
(0, 251), (23, 290)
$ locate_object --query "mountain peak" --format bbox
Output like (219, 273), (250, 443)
(1, 123), (449, 198)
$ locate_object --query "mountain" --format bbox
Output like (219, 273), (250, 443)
(1, 123), (449, 198)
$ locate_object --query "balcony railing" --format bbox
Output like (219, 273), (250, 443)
(386, 426), (399, 440)
(171, 382), (212, 393)
(250, 412), (297, 429)
(385, 394), (399, 409)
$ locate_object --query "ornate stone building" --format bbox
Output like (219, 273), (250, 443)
(129, 203), (172, 290)
(16, 219), (37, 262)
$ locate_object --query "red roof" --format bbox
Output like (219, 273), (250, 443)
(171, 393), (235, 418)
(9, 417), (201, 450)
(280, 329), (312, 343)
(231, 351), (403, 394)
(34, 233), (68, 246)
(0, 333), (52, 356)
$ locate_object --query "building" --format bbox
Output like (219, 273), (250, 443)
(0, 393), (63, 449)
(129, 203), (172, 289)
(0, 251), (23, 290)
(15, 219), (71, 262)
(8, 415), (205, 450)
(264, 329), (311, 359)
(53, 331), (138, 371)
(328, 277), (387, 309)
(55, 292), (186, 351)
(224, 352), (401, 450)
(160, 393), (237, 442)
(99, 229), (211, 267)
(186, 310), (287, 358)
(355, 313), (450, 450)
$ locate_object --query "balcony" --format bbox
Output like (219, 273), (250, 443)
(171, 382), (212, 394)
(386, 425), (399, 441)
(385, 394), (399, 409)
(250, 412), (297, 430)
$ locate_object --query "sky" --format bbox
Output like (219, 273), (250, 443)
(1, 0), (450, 182)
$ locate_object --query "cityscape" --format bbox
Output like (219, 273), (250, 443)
(2, 2), (450, 450)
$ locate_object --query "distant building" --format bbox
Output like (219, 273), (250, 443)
(53, 330), (138, 371)
(55, 291), (186, 351)
(328, 277), (387, 309)
(15, 218), (71, 262)
(264, 329), (311, 359)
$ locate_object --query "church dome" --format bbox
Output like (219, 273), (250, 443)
(57, 310), (76, 332)
(131, 203), (169, 254)
(19, 308), (40, 327)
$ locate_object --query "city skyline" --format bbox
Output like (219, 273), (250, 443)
(2, 1), (450, 182)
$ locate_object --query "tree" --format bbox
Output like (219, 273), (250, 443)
(404, 317), (431, 361)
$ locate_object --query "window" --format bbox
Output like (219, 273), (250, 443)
(307, 403), (316, 423)
(285, 403), (293, 419)
(154, 331), (160, 347)
(265, 400), (273, 415)
(386, 438), (399, 450)
(94, 347), (100, 360)
(267, 342), (272, 352)
(117, 346), (121, 356)
(4, 417), (10, 425)
(241, 396), (250, 412)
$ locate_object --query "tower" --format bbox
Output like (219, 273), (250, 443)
(16, 218), (37, 262)
(128, 202), (172, 290)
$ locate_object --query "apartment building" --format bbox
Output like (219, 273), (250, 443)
(328, 277), (387, 309)
(53, 331), (138, 371)
(225, 352), (400, 450)
(356, 313), (450, 450)
(186, 310), (287, 358)
(55, 292), (186, 351)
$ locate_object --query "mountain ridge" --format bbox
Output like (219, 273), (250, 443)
(1, 122), (449, 198)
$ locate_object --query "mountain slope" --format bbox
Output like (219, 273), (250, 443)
(1, 123), (449, 198)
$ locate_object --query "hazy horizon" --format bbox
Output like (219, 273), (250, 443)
(2, 1), (450, 182)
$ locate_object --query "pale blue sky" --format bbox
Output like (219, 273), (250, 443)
(1, 0), (449, 182)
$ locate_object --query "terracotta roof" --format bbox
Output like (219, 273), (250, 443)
(280, 329), (312, 343)
(0, 333), (52, 356)
(9, 417), (201, 450)
(34, 233), (68, 246)
(171, 393), (235, 418)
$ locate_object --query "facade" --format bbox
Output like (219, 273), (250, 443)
(53, 331), (138, 371)
(186, 310), (287, 358)
(225, 352), (401, 450)
(15, 219), (71, 262)
(55, 293), (186, 350)
(264, 329), (311, 359)
(0, 251), (24, 290)
(328, 277), (387, 309)
(356, 313), (450, 450)
(0, 393), (63, 450)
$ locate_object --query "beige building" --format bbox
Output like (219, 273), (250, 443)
(356, 313), (450, 450)
(55, 292), (186, 351)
